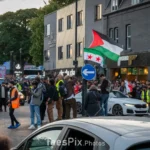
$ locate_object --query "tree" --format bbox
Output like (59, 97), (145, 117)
(51, 0), (76, 7)
(0, 8), (38, 64)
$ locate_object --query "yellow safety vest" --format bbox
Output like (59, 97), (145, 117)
(146, 90), (150, 103)
(56, 80), (64, 97)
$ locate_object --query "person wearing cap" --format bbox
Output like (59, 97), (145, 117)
(85, 85), (101, 117)
(7, 81), (21, 129)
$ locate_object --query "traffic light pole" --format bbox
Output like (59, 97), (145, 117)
(74, 0), (78, 76)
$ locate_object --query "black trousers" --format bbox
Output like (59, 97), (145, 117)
(9, 107), (19, 126)
(0, 99), (2, 111)
(1, 98), (7, 112)
(40, 102), (46, 121)
(62, 98), (66, 119)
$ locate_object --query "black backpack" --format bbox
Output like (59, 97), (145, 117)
(53, 86), (59, 101)
(59, 83), (68, 97)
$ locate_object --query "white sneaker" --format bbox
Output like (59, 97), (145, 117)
(28, 125), (36, 130)
(37, 125), (41, 129)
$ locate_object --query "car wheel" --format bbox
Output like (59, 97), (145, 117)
(76, 102), (82, 114)
(112, 104), (123, 116)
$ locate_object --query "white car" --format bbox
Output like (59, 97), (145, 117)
(75, 90), (148, 116)
(11, 117), (150, 150)
(25, 75), (44, 80)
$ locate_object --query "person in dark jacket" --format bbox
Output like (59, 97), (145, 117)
(100, 74), (109, 116)
(64, 76), (77, 119)
(47, 78), (59, 122)
(85, 85), (101, 117)
(40, 77), (49, 123)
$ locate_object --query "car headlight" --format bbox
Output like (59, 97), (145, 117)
(124, 104), (134, 107)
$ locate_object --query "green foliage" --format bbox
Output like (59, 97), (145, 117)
(0, 8), (38, 64)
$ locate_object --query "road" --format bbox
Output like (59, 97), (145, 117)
(0, 103), (79, 147)
(0, 104), (150, 148)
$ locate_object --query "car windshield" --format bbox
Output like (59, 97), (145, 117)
(111, 91), (128, 98)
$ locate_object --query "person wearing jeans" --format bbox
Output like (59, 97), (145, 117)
(100, 74), (109, 116)
(28, 80), (43, 130)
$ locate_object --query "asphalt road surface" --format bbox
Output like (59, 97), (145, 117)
(0, 104), (149, 148)
(0, 103), (80, 147)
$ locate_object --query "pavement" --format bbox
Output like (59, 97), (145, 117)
(0, 103), (80, 147)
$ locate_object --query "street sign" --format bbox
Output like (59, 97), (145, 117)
(81, 64), (96, 80)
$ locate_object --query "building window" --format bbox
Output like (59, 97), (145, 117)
(67, 15), (73, 29)
(47, 24), (50, 36)
(95, 4), (102, 20)
(66, 44), (72, 59)
(77, 11), (83, 26)
(126, 25), (131, 50)
(77, 42), (83, 57)
(58, 18), (63, 32)
(44, 50), (50, 61)
(114, 28), (119, 43)
(111, 0), (118, 11)
(131, 0), (140, 5)
(58, 46), (63, 60)
(109, 28), (114, 39)
(44, 24), (50, 36)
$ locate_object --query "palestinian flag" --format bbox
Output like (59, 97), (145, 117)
(84, 48), (104, 67)
(87, 30), (123, 61)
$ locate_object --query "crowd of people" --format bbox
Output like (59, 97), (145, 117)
(0, 73), (150, 131)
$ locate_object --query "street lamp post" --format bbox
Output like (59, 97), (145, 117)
(74, 0), (78, 76)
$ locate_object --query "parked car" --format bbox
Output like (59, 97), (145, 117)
(75, 90), (148, 116)
(11, 117), (150, 150)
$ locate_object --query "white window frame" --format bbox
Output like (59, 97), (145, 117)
(95, 4), (102, 20)
(126, 25), (131, 50)
(131, 0), (140, 5)
(46, 24), (50, 36)
(111, 0), (118, 11)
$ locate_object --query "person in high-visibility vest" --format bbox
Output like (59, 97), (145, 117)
(141, 86), (147, 102)
(55, 74), (64, 120)
(7, 81), (21, 129)
(146, 85), (150, 112)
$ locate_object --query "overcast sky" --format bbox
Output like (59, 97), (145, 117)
(0, 0), (49, 14)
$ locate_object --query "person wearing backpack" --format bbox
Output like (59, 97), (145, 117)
(55, 74), (64, 120)
(64, 76), (77, 119)
(47, 78), (59, 122)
